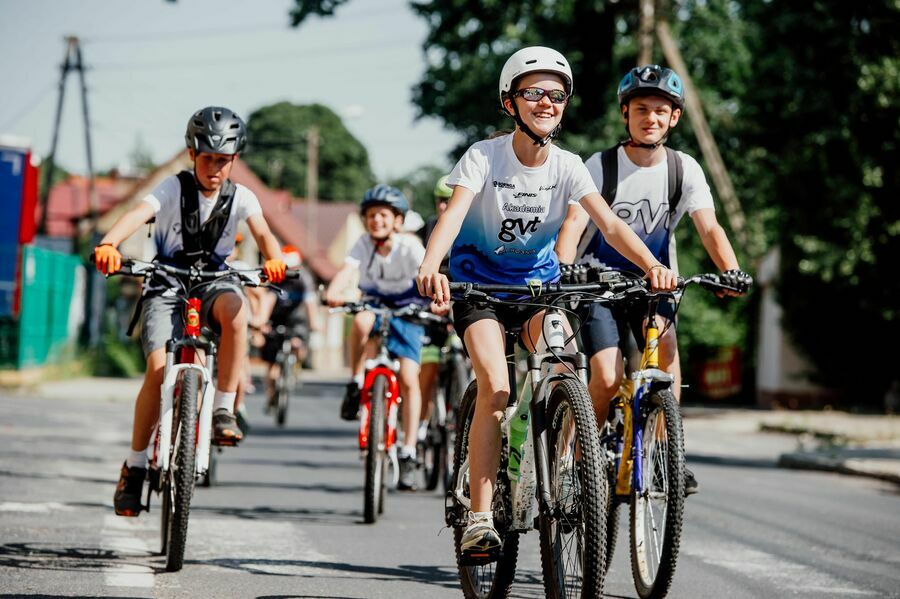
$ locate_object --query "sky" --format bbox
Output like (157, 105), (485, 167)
(0, 0), (460, 180)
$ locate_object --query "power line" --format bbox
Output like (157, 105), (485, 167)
(90, 37), (416, 71)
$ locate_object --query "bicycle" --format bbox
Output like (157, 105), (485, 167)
(265, 324), (305, 427)
(420, 324), (471, 493)
(445, 279), (613, 599)
(112, 258), (286, 571)
(330, 299), (444, 523)
(592, 270), (747, 599)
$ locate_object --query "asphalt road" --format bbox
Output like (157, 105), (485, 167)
(1, 380), (898, 598)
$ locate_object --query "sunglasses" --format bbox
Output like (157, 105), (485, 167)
(513, 87), (569, 104)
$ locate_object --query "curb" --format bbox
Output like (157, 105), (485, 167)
(777, 451), (900, 486)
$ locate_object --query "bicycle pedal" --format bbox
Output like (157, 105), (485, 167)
(459, 547), (503, 567)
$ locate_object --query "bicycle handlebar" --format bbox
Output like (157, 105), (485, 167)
(107, 258), (300, 287)
(329, 299), (448, 327)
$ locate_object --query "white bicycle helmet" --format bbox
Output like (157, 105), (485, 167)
(499, 46), (573, 105)
(498, 46), (574, 146)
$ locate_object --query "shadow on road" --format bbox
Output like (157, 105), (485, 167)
(250, 426), (356, 439)
(0, 469), (115, 486)
(0, 541), (159, 574)
(213, 480), (360, 494)
(191, 504), (360, 525)
(226, 457), (359, 470)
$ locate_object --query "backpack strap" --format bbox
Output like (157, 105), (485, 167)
(174, 170), (235, 269)
(575, 144), (622, 260)
(664, 146), (684, 215)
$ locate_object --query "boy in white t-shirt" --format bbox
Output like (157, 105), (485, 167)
(325, 185), (429, 491)
(556, 65), (753, 495)
(417, 47), (677, 562)
(93, 106), (287, 516)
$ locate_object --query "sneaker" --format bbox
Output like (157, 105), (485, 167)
(684, 467), (699, 496)
(397, 454), (418, 491)
(113, 462), (146, 517)
(460, 513), (502, 564)
(340, 382), (361, 421)
(213, 408), (243, 446)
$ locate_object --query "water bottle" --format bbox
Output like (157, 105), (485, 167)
(507, 407), (530, 481)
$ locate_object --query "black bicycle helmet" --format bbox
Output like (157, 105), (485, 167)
(360, 184), (409, 216)
(185, 106), (247, 155)
(617, 65), (685, 110)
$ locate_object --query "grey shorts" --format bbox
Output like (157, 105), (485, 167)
(580, 297), (677, 359)
(140, 279), (245, 357)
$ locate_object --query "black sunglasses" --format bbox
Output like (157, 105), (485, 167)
(513, 87), (569, 104)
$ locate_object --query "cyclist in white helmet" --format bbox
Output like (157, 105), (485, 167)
(417, 46), (677, 561)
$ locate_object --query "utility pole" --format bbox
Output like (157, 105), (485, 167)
(638, 0), (655, 66)
(305, 126), (319, 249)
(656, 21), (756, 258)
(39, 36), (97, 238)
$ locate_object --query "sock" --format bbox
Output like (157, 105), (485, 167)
(469, 511), (493, 525)
(353, 374), (364, 388)
(417, 420), (428, 442)
(126, 449), (148, 469)
(213, 390), (237, 413)
(399, 444), (417, 460)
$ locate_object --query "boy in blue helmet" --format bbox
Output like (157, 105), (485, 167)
(557, 65), (753, 495)
(325, 184), (430, 491)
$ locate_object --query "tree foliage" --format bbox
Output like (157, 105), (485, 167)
(243, 102), (375, 202)
(389, 164), (450, 219)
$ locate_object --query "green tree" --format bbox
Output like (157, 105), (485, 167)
(243, 102), (375, 201)
(738, 1), (900, 406)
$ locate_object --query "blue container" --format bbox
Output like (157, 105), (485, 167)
(0, 145), (27, 316)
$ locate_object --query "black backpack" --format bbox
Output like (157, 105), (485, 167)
(576, 144), (683, 259)
(168, 170), (236, 270)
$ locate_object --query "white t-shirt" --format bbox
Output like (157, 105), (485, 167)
(448, 134), (598, 285)
(578, 146), (714, 274)
(346, 233), (425, 305)
(142, 173), (262, 262)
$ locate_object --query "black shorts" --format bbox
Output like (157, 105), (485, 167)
(452, 300), (545, 349)
(579, 297), (677, 358)
(261, 324), (308, 363)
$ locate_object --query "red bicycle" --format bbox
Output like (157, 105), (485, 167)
(331, 300), (443, 523)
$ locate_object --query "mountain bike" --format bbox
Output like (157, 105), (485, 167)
(330, 299), (444, 523)
(445, 279), (614, 599)
(420, 324), (471, 493)
(595, 271), (747, 599)
(112, 258), (286, 571)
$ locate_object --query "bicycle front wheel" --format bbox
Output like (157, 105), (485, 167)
(363, 374), (388, 524)
(539, 376), (608, 599)
(164, 370), (200, 572)
(422, 386), (445, 491)
(453, 381), (518, 599)
(629, 389), (684, 599)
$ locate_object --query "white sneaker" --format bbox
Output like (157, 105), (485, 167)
(460, 512), (502, 563)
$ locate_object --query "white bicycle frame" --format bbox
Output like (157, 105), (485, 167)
(452, 310), (583, 532)
(153, 352), (216, 478)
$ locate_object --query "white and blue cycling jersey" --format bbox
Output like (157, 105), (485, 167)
(447, 134), (597, 285)
(578, 146), (714, 274)
(346, 233), (426, 307)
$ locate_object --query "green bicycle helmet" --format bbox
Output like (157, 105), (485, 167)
(434, 175), (452, 200)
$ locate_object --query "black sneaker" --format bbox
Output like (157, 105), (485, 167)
(114, 462), (146, 517)
(213, 408), (243, 446)
(684, 467), (699, 496)
(340, 382), (361, 421)
(397, 454), (418, 491)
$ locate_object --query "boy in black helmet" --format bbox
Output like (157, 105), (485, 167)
(557, 66), (753, 495)
(94, 106), (287, 516)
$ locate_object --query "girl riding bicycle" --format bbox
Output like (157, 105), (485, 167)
(94, 106), (287, 517)
(416, 46), (677, 562)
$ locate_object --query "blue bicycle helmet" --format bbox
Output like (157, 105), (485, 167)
(617, 65), (685, 110)
(360, 184), (409, 216)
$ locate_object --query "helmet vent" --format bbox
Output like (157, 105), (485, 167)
(213, 110), (223, 120)
(525, 59), (537, 64)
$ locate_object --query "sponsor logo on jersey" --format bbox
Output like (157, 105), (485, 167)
(494, 246), (537, 256)
(502, 203), (546, 214)
(539, 184), (557, 191)
(498, 216), (541, 243)
(612, 198), (671, 235)
(513, 191), (537, 199)
(493, 181), (515, 190)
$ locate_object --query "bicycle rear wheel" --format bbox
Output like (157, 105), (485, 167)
(363, 374), (388, 524)
(422, 386), (445, 491)
(164, 370), (200, 572)
(453, 381), (518, 599)
(629, 389), (684, 599)
(539, 376), (608, 599)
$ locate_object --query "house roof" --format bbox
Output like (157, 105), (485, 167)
(41, 174), (140, 238)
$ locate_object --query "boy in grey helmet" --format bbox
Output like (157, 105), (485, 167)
(95, 106), (287, 516)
